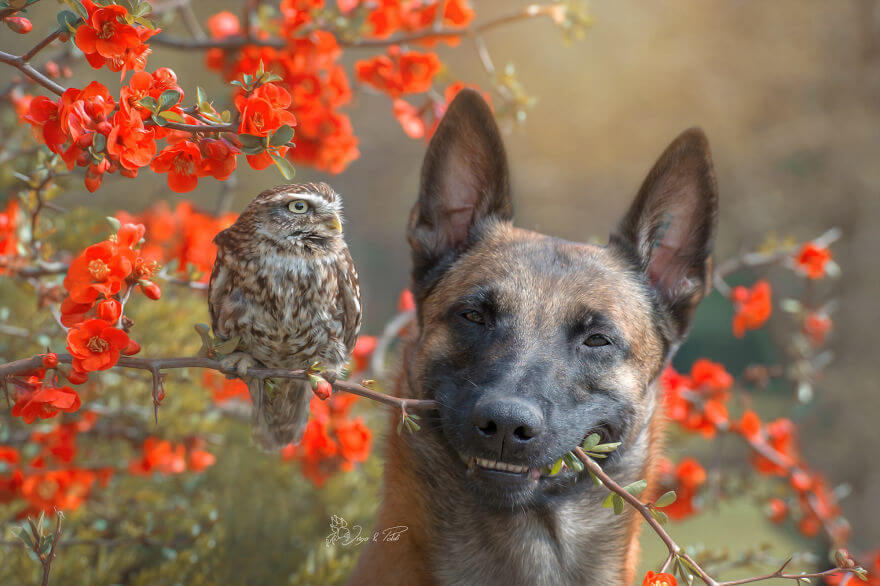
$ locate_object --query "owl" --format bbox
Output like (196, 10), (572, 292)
(208, 182), (361, 451)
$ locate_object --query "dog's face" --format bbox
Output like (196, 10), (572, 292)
(405, 90), (718, 509)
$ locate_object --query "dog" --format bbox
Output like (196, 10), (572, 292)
(348, 89), (718, 585)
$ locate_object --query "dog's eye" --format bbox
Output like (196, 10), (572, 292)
(584, 334), (610, 347)
(461, 310), (485, 325)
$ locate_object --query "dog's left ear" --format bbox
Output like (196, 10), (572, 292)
(611, 127), (719, 339)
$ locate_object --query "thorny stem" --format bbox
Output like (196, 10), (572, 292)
(0, 354), (438, 414)
(39, 511), (63, 586)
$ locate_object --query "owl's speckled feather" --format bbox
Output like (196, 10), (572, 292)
(208, 182), (361, 450)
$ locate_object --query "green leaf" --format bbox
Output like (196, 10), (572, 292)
(238, 133), (265, 149)
(92, 132), (107, 153)
(56, 9), (81, 32)
(650, 508), (668, 525)
(221, 110), (231, 123)
(549, 458), (563, 476)
(158, 89), (181, 112)
(562, 452), (583, 473)
(612, 494), (624, 515)
(138, 96), (158, 113)
(622, 479), (647, 496)
(588, 468), (603, 486)
(269, 124), (294, 147)
(582, 433), (601, 451)
(655, 490), (677, 508)
(105, 216), (121, 232)
(589, 441), (622, 453)
(269, 152), (296, 180)
(196, 86), (208, 106)
(151, 113), (167, 127)
(601, 493), (615, 508)
(158, 110), (185, 123)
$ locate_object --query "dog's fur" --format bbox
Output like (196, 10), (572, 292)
(349, 90), (718, 586)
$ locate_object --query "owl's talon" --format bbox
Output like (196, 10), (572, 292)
(221, 352), (258, 378)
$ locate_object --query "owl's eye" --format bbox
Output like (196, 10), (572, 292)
(288, 200), (310, 214)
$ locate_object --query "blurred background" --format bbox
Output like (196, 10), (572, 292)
(1, 1), (879, 584)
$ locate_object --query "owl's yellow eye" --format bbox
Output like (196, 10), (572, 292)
(288, 200), (309, 214)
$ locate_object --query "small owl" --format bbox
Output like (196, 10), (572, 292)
(208, 183), (361, 451)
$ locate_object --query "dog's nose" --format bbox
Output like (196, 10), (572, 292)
(471, 396), (544, 451)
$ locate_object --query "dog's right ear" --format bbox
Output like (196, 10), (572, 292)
(407, 89), (512, 298)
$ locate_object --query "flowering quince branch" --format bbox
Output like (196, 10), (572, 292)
(572, 448), (866, 585)
(0, 352), (438, 415)
(10, 509), (65, 586)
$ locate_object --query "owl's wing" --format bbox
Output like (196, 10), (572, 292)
(335, 246), (362, 355)
(208, 249), (238, 340)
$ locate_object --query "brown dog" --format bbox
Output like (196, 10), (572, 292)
(349, 89), (718, 585)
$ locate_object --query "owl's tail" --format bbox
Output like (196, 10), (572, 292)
(248, 377), (312, 452)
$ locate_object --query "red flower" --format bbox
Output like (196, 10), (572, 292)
(96, 298), (122, 322)
(351, 336), (378, 373)
(129, 438), (187, 476)
(206, 11), (241, 38)
(398, 289), (415, 312)
(335, 418), (372, 463)
(766, 497), (788, 523)
(802, 311), (832, 346)
(0, 446), (21, 465)
(150, 140), (204, 193)
(731, 279), (772, 338)
(355, 47), (441, 98)
(752, 418), (799, 475)
(795, 242), (832, 279)
(12, 385), (82, 424)
(736, 410), (762, 441)
(63, 240), (133, 303)
(106, 109), (156, 172)
(203, 371), (251, 404)
(60, 296), (94, 328)
(23, 96), (66, 152)
(74, 0), (157, 75)
(0, 199), (19, 265)
(643, 571), (677, 586)
(67, 319), (131, 373)
(393, 99), (427, 138)
(187, 447), (217, 472)
(199, 138), (239, 181)
(690, 359), (733, 394)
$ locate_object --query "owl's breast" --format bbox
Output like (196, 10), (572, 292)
(233, 251), (348, 368)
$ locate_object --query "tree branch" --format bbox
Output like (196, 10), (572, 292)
(0, 50), (65, 96)
(0, 353), (437, 413)
(150, 3), (563, 51)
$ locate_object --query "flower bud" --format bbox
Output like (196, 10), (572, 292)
(41, 353), (59, 368)
(5, 16), (33, 34)
(97, 298), (122, 322)
(141, 281), (161, 300)
(122, 340), (141, 356)
(66, 369), (89, 385)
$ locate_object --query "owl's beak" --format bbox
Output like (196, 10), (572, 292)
(325, 214), (342, 233)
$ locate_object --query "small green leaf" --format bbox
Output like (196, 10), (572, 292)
(238, 133), (265, 149)
(562, 452), (583, 473)
(549, 458), (563, 476)
(158, 110), (185, 123)
(57, 9), (81, 32)
(588, 468), (603, 486)
(655, 490), (677, 508)
(92, 132), (107, 153)
(106, 216), (121, 232)
(138, 96), (158, 112)
(612, 494), (624, 515)
(151, 113), (167, 127)
(196, 86), (207, 106)
(221, 110), (231, 123)
(622, 479), (647, 496)
(270, 152), (296, 180)
(601, 493), (615, 508)
(269, 124), (294, 147)
(158, 89), (181, 111)
(582, 433), (601, 451)
(650, 508), (668, 525)
(589, 441), (622, 453)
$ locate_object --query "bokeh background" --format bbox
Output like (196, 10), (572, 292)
(2, 1), (879, 584)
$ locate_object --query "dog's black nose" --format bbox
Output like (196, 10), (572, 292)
(471, 397), (544, 452)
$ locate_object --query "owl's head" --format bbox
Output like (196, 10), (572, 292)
(239, 182), (346, 251)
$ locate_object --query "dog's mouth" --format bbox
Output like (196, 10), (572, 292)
(459, 427), (612, 483)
